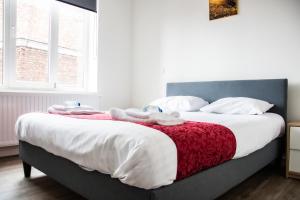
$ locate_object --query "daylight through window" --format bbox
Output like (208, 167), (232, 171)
(0, 0), (98, 92)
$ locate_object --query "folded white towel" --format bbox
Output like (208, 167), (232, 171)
(51, 104), (94, 111)
(110, 108), (185, 126)
(48, 105), (103, 115)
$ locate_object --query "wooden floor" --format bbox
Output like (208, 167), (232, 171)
(1, 156), (300, 200)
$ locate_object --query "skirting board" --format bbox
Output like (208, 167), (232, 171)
(0, 146), (19, 157)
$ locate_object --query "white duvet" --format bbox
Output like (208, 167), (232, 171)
(16, 112), (285, 189)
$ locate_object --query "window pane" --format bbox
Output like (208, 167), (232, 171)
(57, 2), (95, 88)
(16, 0), (50, 83)
(0, 0), (3, 85)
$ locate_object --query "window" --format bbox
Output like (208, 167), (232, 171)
(57, 2), (87, 88)
(0, 0), (98, 92)
(0, 0), (3, 85)
(16, 0), (50, 83)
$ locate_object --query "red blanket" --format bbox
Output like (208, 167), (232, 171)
(67, 114), (236, 180)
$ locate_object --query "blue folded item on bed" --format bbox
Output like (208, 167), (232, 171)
(143, 105), (163, 113)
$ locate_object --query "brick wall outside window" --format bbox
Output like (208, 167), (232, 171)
(15, 47), (78, 85)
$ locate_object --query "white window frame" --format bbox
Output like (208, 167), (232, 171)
(0, 0), (98, 93)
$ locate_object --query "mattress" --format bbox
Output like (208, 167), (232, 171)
(16, 112), (284, 189)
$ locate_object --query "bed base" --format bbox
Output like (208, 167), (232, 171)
(19, 139), (282, 200)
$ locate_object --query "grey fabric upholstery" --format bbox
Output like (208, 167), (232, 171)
(19, 139), (282, 200)
(151, 138), (282, 200)
(19, 142), (151, 200)
(167, 79), (288, 121)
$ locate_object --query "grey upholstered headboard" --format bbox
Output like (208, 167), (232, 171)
(167, 79), (288, 121)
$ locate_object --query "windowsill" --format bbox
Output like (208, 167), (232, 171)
(0, 87), (101, 96)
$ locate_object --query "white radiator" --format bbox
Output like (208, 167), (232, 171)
(0, 92), (100, 147)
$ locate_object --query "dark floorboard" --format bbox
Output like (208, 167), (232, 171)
(219, 164), (300, 200)
(1, 156), (300, 200)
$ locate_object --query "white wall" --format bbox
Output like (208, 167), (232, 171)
(131, 0), (300, 120)
(98, 0), (132, 109)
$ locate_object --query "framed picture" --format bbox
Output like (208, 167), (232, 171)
(209, 0), (238, 20)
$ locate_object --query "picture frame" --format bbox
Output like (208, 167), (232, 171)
(209, 0), (238, 20)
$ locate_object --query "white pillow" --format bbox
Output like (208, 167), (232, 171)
(200, 97), (274, 115)
(149, 96), (209, 112)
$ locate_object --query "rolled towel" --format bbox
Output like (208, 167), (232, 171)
(149, 112), (185, 126)
(110, 108), (185, 126)
(125, 108), (151, 119)
(110, 108), (154, 123)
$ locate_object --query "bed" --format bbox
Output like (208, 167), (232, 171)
(19, 79), (288, 200)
